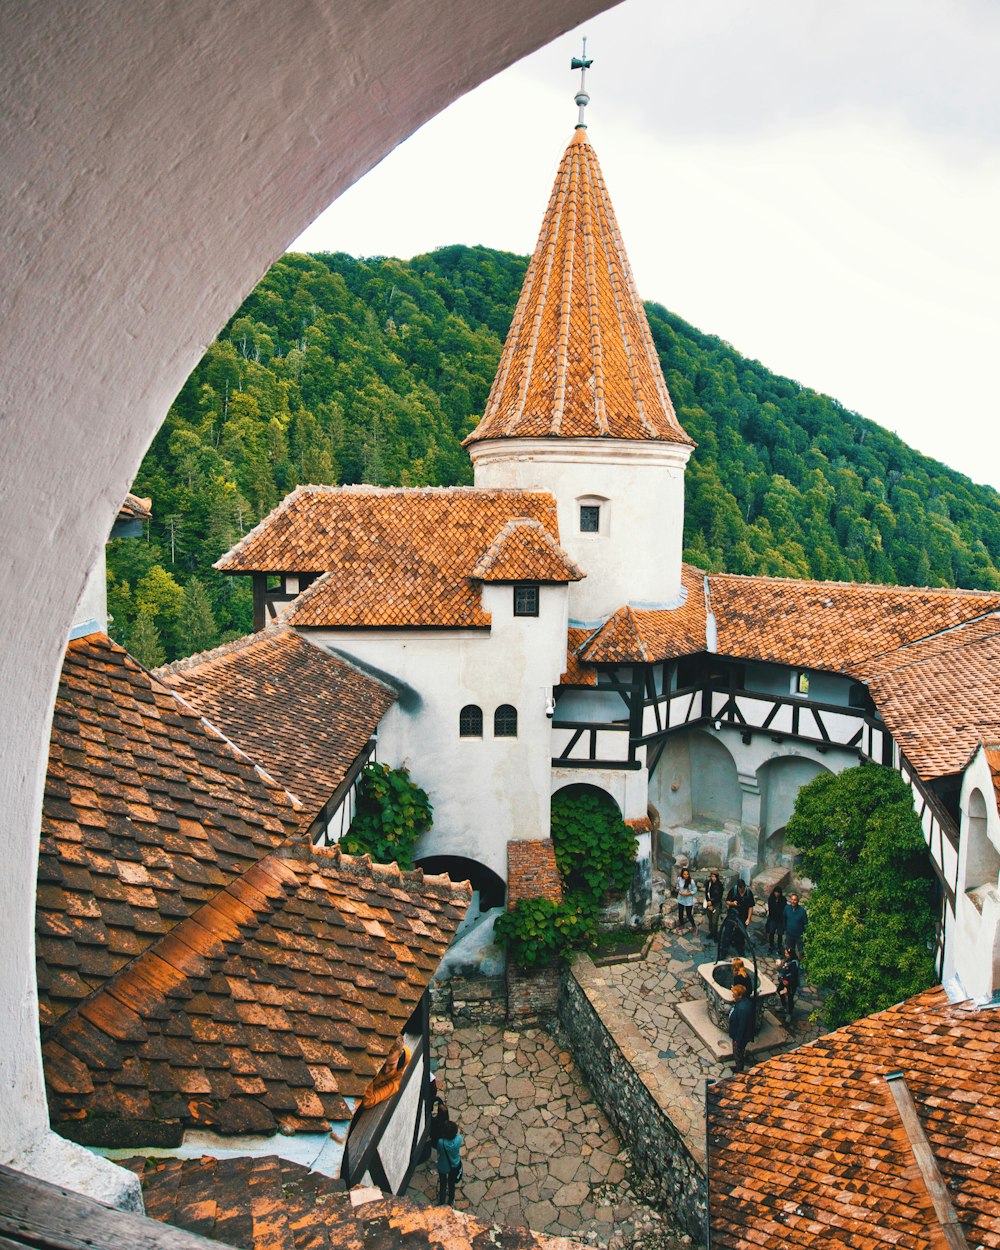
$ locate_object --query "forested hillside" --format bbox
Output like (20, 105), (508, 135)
(109, 246), (1000, 665)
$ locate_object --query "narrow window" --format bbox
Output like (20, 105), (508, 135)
(580, 504), (600, 533)
(494, 704), (518, 737)
(459, 704), (483, 737)
(513, 584), (539, 617)
(796, 671), (810, 696)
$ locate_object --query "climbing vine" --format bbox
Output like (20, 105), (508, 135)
(339, 763), (432, 870)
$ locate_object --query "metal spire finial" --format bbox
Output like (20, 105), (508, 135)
(571, 37), (593, 129)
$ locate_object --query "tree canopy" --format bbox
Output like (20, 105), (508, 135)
(785, 763), (937, 1027)
(109, 245), (1000, 661)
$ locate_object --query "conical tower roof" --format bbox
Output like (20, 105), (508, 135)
(465, 129), (693, 448)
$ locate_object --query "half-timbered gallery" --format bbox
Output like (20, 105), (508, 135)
(214, 111), (1000, 1003)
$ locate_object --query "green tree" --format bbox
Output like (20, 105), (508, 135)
(177, 577), (219, 656)
(126, 609), (166, 669)
(785, 764), (937, 1027)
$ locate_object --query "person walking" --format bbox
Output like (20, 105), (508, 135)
(776, 947), (801, 1024)
(675, 866), (698, 934)
(728, 984), (755, 1074)
(765, 885), (786, 953)
(705, 869), (724, 941)
(783, 893), (808, 960)
(435, 1120), (463, 1206)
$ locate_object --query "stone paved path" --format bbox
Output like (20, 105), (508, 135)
(595, 916), (826, 1142)
(409, 1023), (687, 1248)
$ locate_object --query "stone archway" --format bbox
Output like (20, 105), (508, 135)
(757, 755), (832, 868)
(1, 0), (613, 1182)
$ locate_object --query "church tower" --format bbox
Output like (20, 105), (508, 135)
(465, 55), (694, 627)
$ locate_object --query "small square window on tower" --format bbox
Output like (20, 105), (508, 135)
(513, 584), (540, 617)
(580, 504), (600, 533)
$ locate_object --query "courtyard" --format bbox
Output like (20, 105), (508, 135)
(409, 918), (826, 1247)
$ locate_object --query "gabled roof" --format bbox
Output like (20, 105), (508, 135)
(709, 574), (1000, 674)
(578, 564), (708, 664)
(464, 129), (693, 449)
(470, 517), (585, 582)
(127, 1154), (584, 1250)
(863, 616), (1000, 778)
(707, 986), (1000, 1249)
(37, 633), (304, 1030)
(43, 845), (469, 1140)
(215, 485), (571, 628)
(156, 628), (396, 819)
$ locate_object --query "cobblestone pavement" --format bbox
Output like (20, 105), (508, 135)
(408, 921), (825, 1248)
(409, 1022), (689, 1249)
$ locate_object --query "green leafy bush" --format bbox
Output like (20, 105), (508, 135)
(494, 894), (598, 969)
(340, 763), (432, 870)
(550, 789), (637, 897)
(785, 763), (936, 1027)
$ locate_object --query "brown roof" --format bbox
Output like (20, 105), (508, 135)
(37, 633), (304, 1030)
(470, 517), (584, 583)
(215, 485), (571, 628)
(709, 573), (1000, 674)
(863, 616), (1000, 779)
(708, 986), (1000, 1249)
(561, 627), (599, 686)
(464, 129), (693, 449)
(126, 1154), (584, 1250)
(156, 628), (396, 819)
(580, 564), (709, 664)
(119, 493), (153, 521)
(43, 844), (470, 1139)
(986, 746), (1000, 811)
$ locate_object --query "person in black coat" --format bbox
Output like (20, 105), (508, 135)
(704, 869), (724, 940)
(728, 984), (755, 1073)
(777, 948), (801, 1023)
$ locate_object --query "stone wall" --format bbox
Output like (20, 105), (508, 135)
(507, 963), (561, 1022)
(558, 954), (707, 1242)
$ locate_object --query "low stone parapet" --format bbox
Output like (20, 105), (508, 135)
(558, 953), (707, 1243)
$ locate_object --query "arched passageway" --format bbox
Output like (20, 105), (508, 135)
(757, 755), (832, 866)
(0, 0), (613, 1179)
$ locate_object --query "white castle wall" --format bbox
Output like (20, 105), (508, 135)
(304, 582), (570, 884)
(953, 749), (1000, 998)
(471, 438), (691, 625)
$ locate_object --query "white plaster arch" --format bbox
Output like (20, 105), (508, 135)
(0, 0), (613, 1187)
(756, 754), (833, 864)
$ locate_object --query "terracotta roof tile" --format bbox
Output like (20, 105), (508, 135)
(561, 627), (599, 686)
(986, 746), (1000, 811)
(571, 564), (709, 667)
(215, 485), (567, 628)
(862, 617), (1000, 779)
(37, 634), (304, 1029)
(470, 517), (584, 583)
(43, 846), (470, 1138)
(708, 573), (1000, 674)
(708, 987), (1000, 1249)
(119, 493), (153, 521)
(465, 130), (692, 449)
(126, 1154), (585, 1250)
(156, 628), (396, 820)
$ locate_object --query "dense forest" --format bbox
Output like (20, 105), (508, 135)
(108, 246), (1000, 665)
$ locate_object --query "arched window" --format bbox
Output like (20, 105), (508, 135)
(494, 704), (518, 737)
(459, 704), (483, 737)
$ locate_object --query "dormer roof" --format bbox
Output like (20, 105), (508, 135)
(465, 129), (693, 449)
(471, 517), (585, 583)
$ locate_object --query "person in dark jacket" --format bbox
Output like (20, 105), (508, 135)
(724, 878), (755, 952)
(730, 957), (755, 995)
(783, 893), (808, 959)
(436, 1120), (463, 1205)
(704, 870), (724, 940)
(765, 885), (786, 952)
(777, 948), (801, 1023)
(728, 984), (755, 1073)
(429, 1097), (449, 1146)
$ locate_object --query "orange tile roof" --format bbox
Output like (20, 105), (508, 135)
(126, 1154), (585, 1250)
(863, 616), (1000, 779)
(561, 627), (599, 686)
(709, 573), (1000, 673)
(156, 627), (396, 820)
(119, 492), (152, 521)
(464, 130), (693, 449)
(708, 986), (1000, 1249)
(507, 839), (563, 906)
(986, 746), (1000, 811)
(37, 633), (304, 1030)
(580, 565), (709, 664)
(215, 485), (570, 628)
(470, 517), (584, 583)
(43, 844), (470, 1139)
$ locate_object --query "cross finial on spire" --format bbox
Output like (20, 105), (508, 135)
(571, 36), (593, 129)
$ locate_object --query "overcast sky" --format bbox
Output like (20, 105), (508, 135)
(292, 0), (1000, 492)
